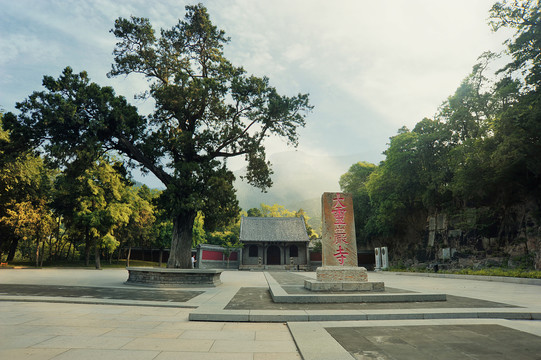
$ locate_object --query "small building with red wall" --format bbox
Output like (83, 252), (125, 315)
(195, 244), (240, 269)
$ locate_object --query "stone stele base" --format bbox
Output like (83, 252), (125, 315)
(126, 267), (222, 287)
(304, 266), (385, 292)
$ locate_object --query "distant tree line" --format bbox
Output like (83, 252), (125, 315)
(0, 129), (169, 268)
(245, 203), (319, 240)
(340, 1), (541, 270)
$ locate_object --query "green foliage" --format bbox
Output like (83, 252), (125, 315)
(152, 211), (173, 250)
(206, 230), (240, 247)
(295, 208), (319, 240)
(490, 0), (541, 91)
(5, 4), (311, 268)
(386, 264), (541, 278)
(341, 1), (541, 267)
(188, 206), (242, 248)
(339, 161), (376, 193)
(312, 239), (322, 253)
(3, 67), (143, 171)
(2, 110), (164, 265)
(444, 268), (541, 279)
(115, 184), (160, 256)
(364, 129), (427, 237)
(247, 207), (263, 217)
(57, 158), (133, 268)
(101, 233), (120, 254)
(0, 113), (56, 264)
(5, 259), (166, 269)
(192, 211), (206, 247)
(259, 203), (297, 217)
(339, 161), (376, 243)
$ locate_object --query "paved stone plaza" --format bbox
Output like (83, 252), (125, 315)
(1, 269), (541, 359)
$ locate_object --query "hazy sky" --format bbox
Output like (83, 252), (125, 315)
(1, 0), (511, 188)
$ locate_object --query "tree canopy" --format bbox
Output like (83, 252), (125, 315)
(4, 4), (311, 268)
(340, 0), (541, 269)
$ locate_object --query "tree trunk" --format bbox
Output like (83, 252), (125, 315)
(126, 246), (131, 267)
(57, 241), (66, 261)
(54, 217), (62, 261)
(167, 212), (196, 268)
(84, 229), (91, 266)
(67, 243), (71, 261)
(36, 227), (44, 267)
(70, 242), (76, 261)
(47, 233), (54, 262)
(7, 237), (18, 261)
(94, 240), (101, 269)
(39, 240), (45, 267)
(35, 239), (40, 268)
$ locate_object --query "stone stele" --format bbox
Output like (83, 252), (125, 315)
(304, 192), (384, 292)
(321, 192), (357, 267)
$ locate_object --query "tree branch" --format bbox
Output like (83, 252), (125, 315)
(114, 134), (172, 186)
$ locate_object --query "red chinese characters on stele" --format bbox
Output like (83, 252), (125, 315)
(331, 193), (349, 265)
(322, 192), (357, 267)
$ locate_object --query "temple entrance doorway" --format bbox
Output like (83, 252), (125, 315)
(267, 246), (281, 265)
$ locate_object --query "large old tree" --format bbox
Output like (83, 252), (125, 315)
(4, 4), (311, 268)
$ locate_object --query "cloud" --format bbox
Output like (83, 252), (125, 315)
(0, 33), (61, 68)
(1, 0), (514, 189)
(212, 0), (508, 131)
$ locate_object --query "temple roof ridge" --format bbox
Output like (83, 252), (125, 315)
(239, 216), (310, 243)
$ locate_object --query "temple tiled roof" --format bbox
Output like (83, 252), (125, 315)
(239, 217), (310, 243)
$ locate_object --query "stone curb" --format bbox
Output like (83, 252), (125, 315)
(265, 272), (447, 303)
(288, 322), (355, 360)
(189, 308), (541, 323)
(0, 295), (196, 308)
(188, 272), (541, 322)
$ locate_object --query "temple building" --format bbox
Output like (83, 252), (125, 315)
(239, 216), (311, 270)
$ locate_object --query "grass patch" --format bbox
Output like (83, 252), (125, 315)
(389, 266), (541, 279)
(441, 268), (541, 279)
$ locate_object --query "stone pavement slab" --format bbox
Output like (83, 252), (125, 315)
(45, 349), (160, 360)
(187, 270), (541, 322)
(0, 301), (300, 360)
(266, 271), (446, 303)
(328, 324), (541, 359)
(290, 319), (541, 360)
(0, 283), (201, 302)
(224, 287), (515, 310)
(2, 268), (541, 359)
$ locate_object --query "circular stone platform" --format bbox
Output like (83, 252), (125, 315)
(126, 267), (222, 287)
